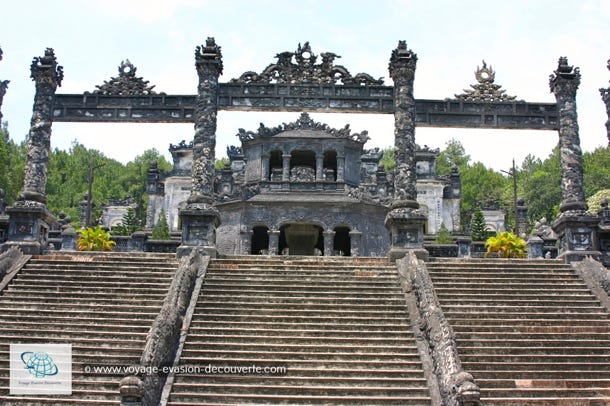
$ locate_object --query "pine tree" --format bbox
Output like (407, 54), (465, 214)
(151, 209), (171, 240)
(470, 206), (489, 241)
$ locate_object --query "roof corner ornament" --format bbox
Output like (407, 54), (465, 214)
(454, 60), (518, 102)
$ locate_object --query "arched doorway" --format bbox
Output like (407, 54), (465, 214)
(279, 223), (323, 255)
(333, 226), (351, 256)
(251, 225), (269, 255)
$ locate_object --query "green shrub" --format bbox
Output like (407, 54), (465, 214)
(434, 223), (453, 244)
(485, 231), (526, 258)
(77, 226), (116, 251)
(470, 206), (489, 241)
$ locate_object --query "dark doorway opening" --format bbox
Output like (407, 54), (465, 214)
(333, 226), (351, 256)
(251, 226), (269, 255)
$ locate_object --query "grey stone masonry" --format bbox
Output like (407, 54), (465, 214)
(21, 48), (63, 203)
(549, 57), (587, 213)
(388, 40), (418, 207)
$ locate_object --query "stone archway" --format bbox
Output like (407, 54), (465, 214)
(279, 223), (323, 256)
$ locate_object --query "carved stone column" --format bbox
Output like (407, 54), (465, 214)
(315, 155), (323, 181)
(261, 154), (270, 181)
(282, 154), (291, 181)
(323, 230), (335, 256)
(4, 49), (63, 254)
(549, 57), (600, 262)
(0, 47), (9, 123)
(239, 227), (251, 255)
(268, 229), (280, 255)
(336, 156), (345, 182)
(384, 41), (427, 261)
(600, 58), (610, 146)
(349, 229), (362, 257)
(178, 38), (222, 258)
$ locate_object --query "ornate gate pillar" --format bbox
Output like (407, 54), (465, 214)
(549, 57), (600, 262)
(4, 49), (62, 254)
(178, 38), (222, 258)
(384, 41), (428, 261)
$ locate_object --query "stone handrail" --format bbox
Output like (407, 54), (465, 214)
(571, 256), (610, 312)
(119, 249), (209, 406)
(396, 253), (480, 406)
(0, 246), (31, 292)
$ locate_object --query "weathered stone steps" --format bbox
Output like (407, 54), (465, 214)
(0, 252), (178, 405)
(427, 258), (610, 405)
(167, 256), (431, 404)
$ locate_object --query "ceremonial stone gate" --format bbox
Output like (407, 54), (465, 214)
(1, 39), (601, 261)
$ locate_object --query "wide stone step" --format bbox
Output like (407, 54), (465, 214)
(201, 282), (401, 293)
(192, 313), (408, 324)
(468, 369), (610, 380)
(443, 311), (609, 320)
(0, 306), (160, 319)
(454, 325), (610, 333)
(0, 320), (152, 333)
(0, 292), (165, 306)
(0, 300), (165, 313)
(185, 333), (416, 346)
(457, 338), (610, 347)
(1, 289), (167, 301)
(480, 396), (610, 405)
(167, 392), (430, 405)
(197, 294), (403, 305)
(204, 272), (397, 280)
(203, 277), (398, 287)
(168, 382), (430, 397)
(179, 349), (421, 361)
(190, 320), (409, 329)
(440, 304), (604, 313)
(182, 342), (419, 354)
(438, 298), (601, 306)
(186, 326), (414, 338)
(194, 305), (406, 316)
(458, 346), (610, 355)
(0, 326), (148, 339)
(455, 331), (610, 340)
(14, 273), (172, 283)
(427, 272), (578, 279)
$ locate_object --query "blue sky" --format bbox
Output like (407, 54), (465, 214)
(1, 0), (609, 171)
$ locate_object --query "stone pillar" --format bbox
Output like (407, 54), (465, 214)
(515, 198), (528, 238)
(282, 154), (291, 181)
(178, 38), (222, 258)
(323, 230), (335, 256)
(315, 155), (323, 181)
(261, 154), (270, 181)
(549, 57), (601, 262)
(60, 226), (77, 251)
(527, 234), (544, 259)
(268, 229), (280, 255)
(456, 236), (472, 258)
(349, 230), (362, 257)
(239, 227), (251, 255)
(336, 156), (345, 182)
(4, 49), (63, 254)
(0, 48), (9, 124)
(384, 41), (428, 261)
(599, 58), (610, 146)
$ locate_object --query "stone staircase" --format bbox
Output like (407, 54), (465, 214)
(167, 256), (433, 405)
(427, 258), (610, 405)
(0, 252), (179, 405)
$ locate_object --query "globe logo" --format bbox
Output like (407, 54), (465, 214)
(20, 351), (59, 378)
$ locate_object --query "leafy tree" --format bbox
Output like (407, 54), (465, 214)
(518, 146), (561, 224)
(583, 146), (610, 199)
(215, 157), (230, 170)
(380, 148), (396, 171)
(151, 209), (171, 240)
(460, 162), (507, 226)
(0, 123), (26, 204)
(587, 189), (610, 214)
(436, 138), (470, 175)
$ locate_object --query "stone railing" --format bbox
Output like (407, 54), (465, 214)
(571, 256), (610, 311)
(119, 249), (209, 406)
(396, 253), (480, 406)
(0, 246), (30, 291)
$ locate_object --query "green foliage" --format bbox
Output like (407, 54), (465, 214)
(587, 189), (610, 214)
(519, 146), (561, 225)
(584, 146), (610, 199)
(470, 206), (490, 241)
(379, 148), (396, 171)
(151, 209), (171, 240)
(485, 231), (527, 258)
(0, 123), (26, 204)
(77, 226), (116, 251)
(215, 157), (230, 170)
(436, 138), (470, 175)
(434, 223), (453, 244)
(460, 162), (507, 226)
(111, 207), (141, 236)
